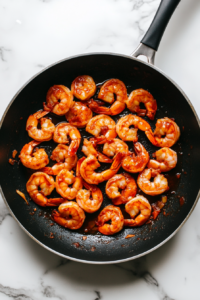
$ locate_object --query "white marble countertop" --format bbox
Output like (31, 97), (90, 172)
(0, 0), (200, 299)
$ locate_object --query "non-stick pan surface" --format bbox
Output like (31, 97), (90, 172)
(0, 53), (200, 263)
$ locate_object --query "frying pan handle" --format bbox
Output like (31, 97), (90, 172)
(131, 0), (180, 64)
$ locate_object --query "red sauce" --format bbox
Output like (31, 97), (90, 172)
(179, 197), (185, 207)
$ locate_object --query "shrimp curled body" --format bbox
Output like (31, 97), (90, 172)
(82, 138), (112, 163)
(76, 181), (103, 213)
(52, 201), (85, 230)
(102, 138), (129, 157)
(65, 102), (93, 128)
(106, 173), (137, 205)
(80, 152), (124, 185)
(122, 142), (149, 173)
(86, 114), (117, 139)
(126, 89), (157, 120)
(56, 169), (83, 200)
(19, 141), (49, 170)
(124, 196), (151, 227)
(146, 117), (180, 147)
(44, 85), (74, 115)
(97, 205), (124, 235)
(116, 114), (151, 142)
(148, 147), (177, 172)
(137, 169), (169, 196)
(71, 75), (96, 101)
(51, 144), (77, 165)
(89, 79), (127, 115)
(53, 123), (81, 155)
(41, 144), (77, 175)
(26, 172), (64, 207)
(26, 110), (55, 142)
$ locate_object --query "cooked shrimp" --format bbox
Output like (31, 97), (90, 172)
(98, 79), (127, 104)
(80, 152), (124, 185)
(44, 85), (74, 115)
(50, 144), (74, 163)
(55, 157), (83, 199)
(106, 173), (137, 205)
(122, 142), (149, 173)
(124, 196), (151, 227)
(82, 138), (113, 163)
(89, 99), (125, 116)
(26, 110), (55, 142)
(88, 79), (127, 115)
(51, 144), (78, 171)
(71, 75), (96, 100)
(26, 172), (64, 207)
(126, 89), (157, 120)
(145, 117), (180, 147)
(52, 201), (85, 230)
(86, 114), (117, 139)
(76, 181), (103, 213)
(56, 170), (83, 200)
(41, 144), (78, 175)
(137, 169), (169, 196)
(65, 102), (93, 128)
(19, 140), (49, 170)
(53, 123), (81, 155)
(116, 114), (151, 142)
(102, 138), (129, 157)
(96, 205), (124, 235)
(82, 138), (98, 157)
(148, 147), (177, 172)
(89, 98), (126, 116)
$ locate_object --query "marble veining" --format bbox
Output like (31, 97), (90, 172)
(0, 0), (200, 299)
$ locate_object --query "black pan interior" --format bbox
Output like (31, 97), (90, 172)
(0, 54), (200, 263)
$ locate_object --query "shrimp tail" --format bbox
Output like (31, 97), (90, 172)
(40, 167), (55, 175)
(146, 110), (155, 120)
(110, 152), (125, 171)
(83, 180), (93, 191)
(145, 129), (159, 146)
(47, 198), (65, 206)
(89, 100), (126, 116)
(124, 219), (137, 227)
(43, 102), (52, 112)
(85, 98), (105, 106)
(30, 140), (41, 147)
(124, 215), (148, 227)
(35, 110), (50, 119)
(98, 152), (113, 163)
(76, 157), (86, 176)
(68, 139), (81, 156)
(51, 210), (67, 226)
(89, 101), (110, 115)
(90, 136), (107, 145)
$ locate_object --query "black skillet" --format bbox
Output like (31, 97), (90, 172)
(0, 0), (200, 264)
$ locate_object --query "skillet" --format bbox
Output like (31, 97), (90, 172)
(0, 0), (200, 264)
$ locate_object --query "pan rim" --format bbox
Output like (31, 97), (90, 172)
(0, 51), (200, 264)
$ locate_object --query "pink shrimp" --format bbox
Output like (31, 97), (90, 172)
(126, 89), (157, 120)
